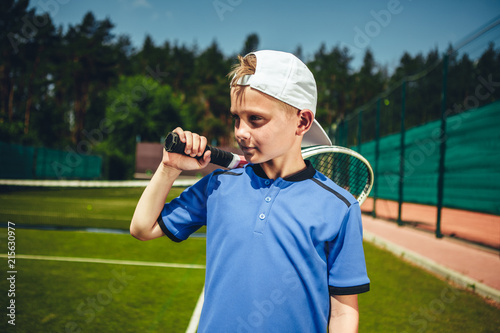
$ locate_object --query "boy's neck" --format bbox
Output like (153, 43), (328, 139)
(259, 155), (307, 180)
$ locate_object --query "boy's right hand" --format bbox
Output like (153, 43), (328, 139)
(162, 127), (212, 171)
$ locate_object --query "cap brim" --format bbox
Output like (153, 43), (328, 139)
(302, 119), (332, 147)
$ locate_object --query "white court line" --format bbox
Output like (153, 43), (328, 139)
(185, 285), (205, 333)
(0, 253), (207, 331)
(0, 178), (198, 187)
(0, 254), (205, 269)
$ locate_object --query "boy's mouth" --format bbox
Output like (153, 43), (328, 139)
(239, 144), (256, 153)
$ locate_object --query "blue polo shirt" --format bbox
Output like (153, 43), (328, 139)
(158, 162), (370, 332)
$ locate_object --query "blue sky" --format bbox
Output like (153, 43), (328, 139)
(31, 0), (500, 71)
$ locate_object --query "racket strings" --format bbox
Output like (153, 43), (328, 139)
(306, 152), (370, 200)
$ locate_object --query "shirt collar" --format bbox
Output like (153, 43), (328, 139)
(250, 160), (316, 182)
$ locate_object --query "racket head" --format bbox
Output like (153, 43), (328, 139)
(301, 145), (374, 205)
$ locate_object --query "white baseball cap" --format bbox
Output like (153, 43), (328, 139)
(234, 50), (332, 147)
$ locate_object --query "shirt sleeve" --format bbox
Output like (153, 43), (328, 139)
(157, 173), (211, 242)
(327, 202), (370, 295)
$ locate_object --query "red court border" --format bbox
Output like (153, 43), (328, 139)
(361, 198), (500, 250)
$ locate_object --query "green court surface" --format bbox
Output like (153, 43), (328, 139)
(0, 186), (185, 230)
(0, 187), (499, 332)
(0, 229), (206, 333)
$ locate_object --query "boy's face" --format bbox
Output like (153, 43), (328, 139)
(230, 86), (301, 165)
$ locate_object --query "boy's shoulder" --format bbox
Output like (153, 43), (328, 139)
(309, 171), (358, 208)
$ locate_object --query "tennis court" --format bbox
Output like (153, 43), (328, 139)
(0, 228), (206, 332)
(2, 3), (499, 332)
(361, 198), (500, 250)
(1, 185), (499, 332)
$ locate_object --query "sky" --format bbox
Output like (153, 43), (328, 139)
(31, 0), (500, 72)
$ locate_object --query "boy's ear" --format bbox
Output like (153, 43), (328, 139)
(296, 109), (314, 136)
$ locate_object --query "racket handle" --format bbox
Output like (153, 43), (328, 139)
(164, 132), (247, 169)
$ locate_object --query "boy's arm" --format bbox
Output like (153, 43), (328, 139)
(130, 164), (182, 241)
(130, 128), (211, 241)
(329, 294), (359, 333)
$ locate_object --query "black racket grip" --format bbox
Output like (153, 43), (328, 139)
(164, 132), (235, 168)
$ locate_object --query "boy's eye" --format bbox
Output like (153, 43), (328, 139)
(249, 115), (262, 121)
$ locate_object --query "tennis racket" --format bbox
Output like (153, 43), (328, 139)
(301, 145), (374, 205)
(164, 132), (374, 205)
(163, 132), (248, 169)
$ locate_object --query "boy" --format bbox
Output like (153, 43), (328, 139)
(130, 50), (370, 332)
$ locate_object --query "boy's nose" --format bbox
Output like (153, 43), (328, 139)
(235, 122), (251, 141)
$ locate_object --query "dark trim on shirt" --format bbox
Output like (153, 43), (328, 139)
(310, 178), (351, 208)
(329, 283), (370, 295)
(214, 170), (243, 176)
(328, 283), (370, 296)
(157, 214), (182, 242)
(250, 160), (316, 182)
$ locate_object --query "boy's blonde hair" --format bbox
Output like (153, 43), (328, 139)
(228, 54), (297, 115)
(228, 54), (257, 88)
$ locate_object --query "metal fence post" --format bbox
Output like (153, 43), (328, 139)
(436, 54), (449, 238)
(397, 81), (406, 226)
(372, 99), (381, 218)
(357, 110), (363, 153)
(337, 120), (345, 146)
(342, 119), (348, 147)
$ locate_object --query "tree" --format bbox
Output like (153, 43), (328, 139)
(131, 34), (166, 76)
(193, 41), (232, 144)
(351, 49), (387, 141)
(309, 44), (354, 126)
(355, 49), (386, 107)
(241, 33), (259, 56)
(98, 75), (185, 179)
(1, 0), (29, 124)
(21, 12), (58, 135)
(475, 42), (500, 106)
(294, 45), (304, 61)
(62, 12), (118, 145)
(447, 51), (475, 112)
(0, 0), (62, 145)
(169, 43), (197, 94)
(391, 51), (426, 84)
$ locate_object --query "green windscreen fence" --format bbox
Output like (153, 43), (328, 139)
(357, 101), (500, 215)
(0, 142), (102, 180)
(0, 141), (35, 179)
(444, 102), (500, 214)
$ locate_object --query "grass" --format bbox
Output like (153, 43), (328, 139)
(360, 242), (500, 332)
(0, 186), (499, 332)
(0, 229), (206, 333)
(0, 186), (185, 230)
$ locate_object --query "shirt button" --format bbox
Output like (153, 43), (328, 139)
(264, 180), (271, 185)
(265, 196), (272, 202)
(259, 213), (266, 220)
